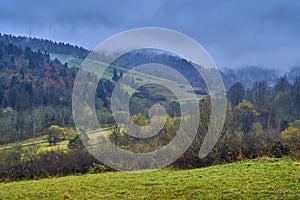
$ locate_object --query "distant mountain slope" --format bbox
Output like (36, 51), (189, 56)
(223, 67), (281, 88)
(287, 66), (300, 82)
(112, 48), (211, 90)
(0, 33), (89, 59)
(0, 33), (288, 90)
(111, 49), (281, 90)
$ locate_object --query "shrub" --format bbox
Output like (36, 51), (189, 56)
(281, 126), (300, 158)
(271, 141), (290, 158)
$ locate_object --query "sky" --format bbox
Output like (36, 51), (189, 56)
(0, 0), (299, 70)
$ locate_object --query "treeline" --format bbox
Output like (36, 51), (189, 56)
(0, 138), (112, 182)
(228, 77), (300, 130)
(179, 77), (300, 167)
(0, 33), (89, 59)
(103, 76), (300, 169)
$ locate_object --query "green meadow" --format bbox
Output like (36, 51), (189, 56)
(0, 157), (299, 199)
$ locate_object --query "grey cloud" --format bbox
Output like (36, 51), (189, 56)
(0, 0), (299, 69)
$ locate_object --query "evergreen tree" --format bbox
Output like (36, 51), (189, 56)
(227, 82), (245, 107)
(112, 68), (119, 81)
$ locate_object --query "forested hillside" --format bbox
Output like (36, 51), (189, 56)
(0, 42), (113, 144)
(0, 33), (89, 59)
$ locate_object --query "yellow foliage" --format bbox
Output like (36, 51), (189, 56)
(48, 125), (65, 133)
(84, 105), (94, 117)
(131, 114), (148, 126)
(235, 100), (258, 115)
(281, 127), (300, 139)
(275, 91), (284, 101)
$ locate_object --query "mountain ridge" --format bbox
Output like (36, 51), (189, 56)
(0, 33), (89, 59)
(1, 33), (299, 89)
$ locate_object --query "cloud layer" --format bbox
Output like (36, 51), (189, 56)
(0, 0), (299, 69)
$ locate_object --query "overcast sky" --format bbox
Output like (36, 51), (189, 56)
(0, 0), (299, 70)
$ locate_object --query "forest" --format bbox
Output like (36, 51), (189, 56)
(0, 41), (116, 144)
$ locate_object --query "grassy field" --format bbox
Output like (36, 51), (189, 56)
(49, 53), (83, 68)
(0, 157), (299, 199)
(0, 135), (47, 149)
(50, 53), (205, 98)
(0, 127), (78, 153)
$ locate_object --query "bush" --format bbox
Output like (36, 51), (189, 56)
(46, 125), (66, 145)
(271, 142), (290, 158)
(88, 164), (111, 174)
(0, 148), (100, 182)
(281, 126), (300, 158)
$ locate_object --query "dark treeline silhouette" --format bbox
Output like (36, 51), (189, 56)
(0, 33), (89, 59)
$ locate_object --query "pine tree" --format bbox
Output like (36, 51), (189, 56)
(227, 82), (245, 107)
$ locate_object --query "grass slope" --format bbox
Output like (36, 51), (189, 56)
(49, 53), (83, 68)
(0, 157), (299, 199)
(50, 53), (204, 100)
